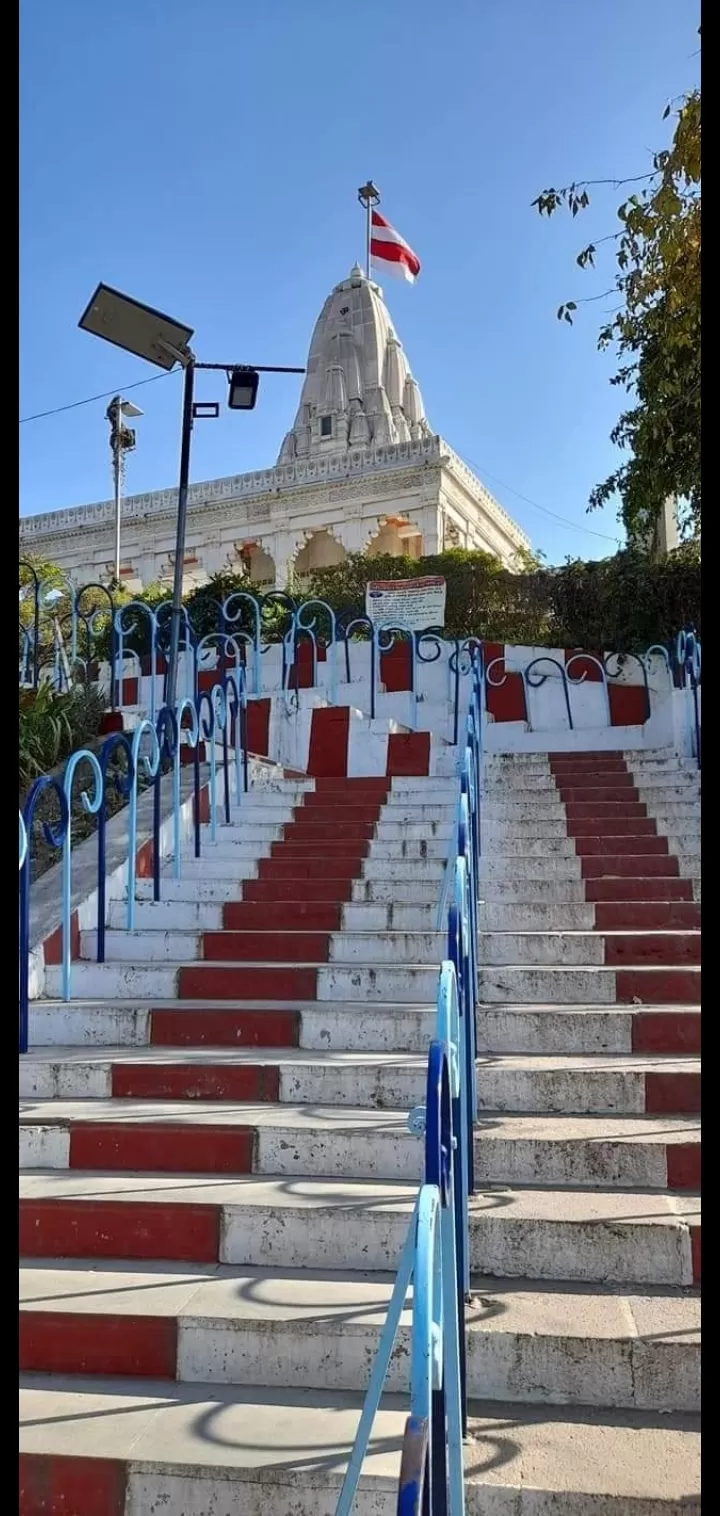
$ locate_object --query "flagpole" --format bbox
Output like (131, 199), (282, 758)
(357, 181), (380, 279)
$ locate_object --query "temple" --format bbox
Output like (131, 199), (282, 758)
(20, 266), (531, 588)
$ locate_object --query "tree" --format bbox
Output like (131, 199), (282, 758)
(533, 76), (700, 542)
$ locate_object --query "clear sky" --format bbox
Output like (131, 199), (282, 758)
(20, 0), (699, 563)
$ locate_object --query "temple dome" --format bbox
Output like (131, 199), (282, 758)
(277, 266), (431, 463)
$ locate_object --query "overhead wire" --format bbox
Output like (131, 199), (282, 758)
(460, 451), (622, 546)
(19, 369), (177, 424)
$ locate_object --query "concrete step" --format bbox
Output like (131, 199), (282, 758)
(477, 930), (700, 968)
(28, 1000), (438, 1053)
(19, 1264), (700, 1411)
(109, 899), (445, 934)
(477, 964), (700, 1005)
(476, 1004), (701, 1056)
(17, 1069), (699, 1187)
(47, 959), (443, 1005)
(18, 1376), (700, 1514)
(19, 1170), (700, 1285)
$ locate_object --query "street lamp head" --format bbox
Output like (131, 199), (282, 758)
(120, 399), (144, 419)
(78, 284), (194, 371)
(228, 367), (259, 411)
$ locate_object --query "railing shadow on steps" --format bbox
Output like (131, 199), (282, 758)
(335, 650), (483, 1516)
(18, 666), (248, 1054)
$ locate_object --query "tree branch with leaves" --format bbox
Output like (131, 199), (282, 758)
(533, 78), (700, 543)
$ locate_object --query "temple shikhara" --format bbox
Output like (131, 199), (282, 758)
(20, 265), (530, 588)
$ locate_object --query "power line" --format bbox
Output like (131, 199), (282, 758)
(19, 369), (177, 424)
(461, 452), (622, 546)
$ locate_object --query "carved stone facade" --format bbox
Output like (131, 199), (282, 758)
(20, 269), (531, 589)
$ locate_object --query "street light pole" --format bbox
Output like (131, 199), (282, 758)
(165, 359), (196, 712)
(108, 397), (122, 586)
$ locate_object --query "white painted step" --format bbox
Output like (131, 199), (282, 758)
(108, 899), (446, 934)
(27, 999), (438, 1053)
(19, 1171), (700, 1284)
(19, 1263), (699, 1411)
(475, 1003), (700, 1055)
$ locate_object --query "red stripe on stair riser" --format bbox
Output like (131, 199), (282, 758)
(604, 934), (701, 966)
(223, 902), (342, 930)
(19, 1200), (221, 1261)
(244, 879), (354, 903)
(616, 969), (700, 1005)
(555, 772), (636, 789)
(596, 902), (700, 930)
(550, 757), (627, 771)
(581, 855), (680, 879)
(271, 841), (370, 857)
(178, 965), (318, 999)
(258, 859), (364, 880)
(576, 836), (669, 857)
(285, 820), (375, 839)
(632, 1012), (701, 1055)
(20, 1454), (127, 1516)
(68, 1123), (256, 1174)
(586, 878), (693, 902)
(565, 802), (649, 819)
(111, 1063), (280, 1101)
(645, 1072), (701, 1115)
(300, 796), (386, 814)
(313, 778), (389, 791)
(666, 1144), (701, 1191)
(387, 731), (430, 776)
(568, 817), (657, 838)
(20, 1311), (178, 1379)
(202, 931), (330, 963)
(559, 787), (641, 804)
(150, 1009), (300, 1047)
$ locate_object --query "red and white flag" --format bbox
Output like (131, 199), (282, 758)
(370, 210), (421, 283)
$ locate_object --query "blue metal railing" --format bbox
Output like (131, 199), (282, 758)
(18, 665), (248, 1055)
(336, 648), (484, 1515)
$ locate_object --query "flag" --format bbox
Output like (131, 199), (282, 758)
(370, 210), (421, 283)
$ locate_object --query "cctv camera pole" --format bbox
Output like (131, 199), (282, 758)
(107, 397), (123, 586)
(165, 358), (196, 713)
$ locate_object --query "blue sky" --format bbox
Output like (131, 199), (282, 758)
(20, 0), (699, 563)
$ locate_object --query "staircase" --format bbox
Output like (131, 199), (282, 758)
(19, 747), (700, 1513)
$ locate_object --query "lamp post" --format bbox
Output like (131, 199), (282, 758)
(78, 284), (304, 711)
(107, 395), (143, 586)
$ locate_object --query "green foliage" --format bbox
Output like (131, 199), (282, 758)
(307, 547), (700, 651)
(533, 76), (701, 540)
(19, 682), (107, 793)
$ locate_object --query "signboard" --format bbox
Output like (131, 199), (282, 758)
(365, 576), (446, 631)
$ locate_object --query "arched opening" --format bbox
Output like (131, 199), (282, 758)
(293, 529), (347, 580)
(227, 541), (276, 588)
(367, 518), (424, 560)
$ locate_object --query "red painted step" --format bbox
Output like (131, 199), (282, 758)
(387, 731), (431, 777)
(20, 1311), (177, 1379)
(258, 858), (363, 880)
(666, 1144), (701, 1190)
(645, 1072), (701, 1114)
(243, 879), (354, 904)
(111, 1062), (280, 1101)
(575, 835), (669, 856)
(595, 901), (700, 930)
(551, 756), (627, 772)
(270, 839), (371, 856)
(150, 1008), (299, 1047)
(615, 968), (700, 1005)
(586, 877), (693, 902)
(68, 1122), (256, 1174)
(223, 901), (342, 931)
(565, 802), (648, 819)
(19, 1199), (220, 1261)
(555, 772), (636, 789)
(202, 930), (330, 962)
(567, 817), (657, 837)
(604, 932), (700, 967)
(20, 1453), (127, 1516)
(283, 821), (375, 840)
(313, 778), (389, 792)
(557, 786), (640, 804)
(632, 1011), (700, 1055)
(581, 855), (679, 879)
(178, 965), (318, 999)
(299, 795), (385, 814)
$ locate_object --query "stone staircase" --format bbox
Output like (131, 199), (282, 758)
(19, 749), (700, 1513)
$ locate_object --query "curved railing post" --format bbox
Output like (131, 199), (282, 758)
(61, 750), (104, 1000)
(96, 733), (134, 962)
(127, 721), (161, 927)
(153, 706), (179, 897)
(20, 777), (70, 1053)
(176, 698), (201, 869)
